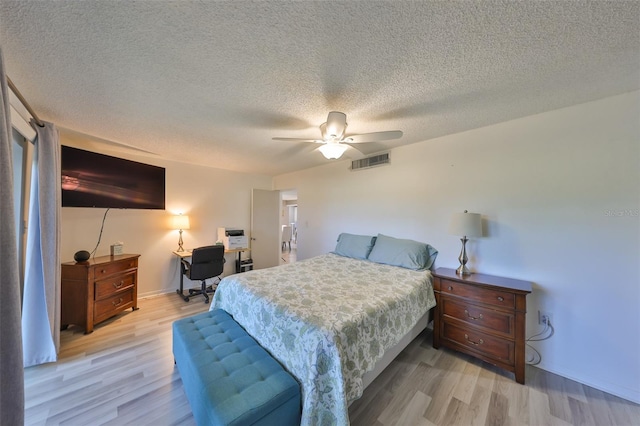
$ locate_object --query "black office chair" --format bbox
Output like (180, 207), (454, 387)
(180, 245), (225, 303)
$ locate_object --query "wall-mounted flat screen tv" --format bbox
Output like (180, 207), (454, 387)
(61, 145), (166, 210)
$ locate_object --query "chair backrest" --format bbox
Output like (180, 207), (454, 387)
(282, 225), (292, 242)
(189, 245), (225, 280)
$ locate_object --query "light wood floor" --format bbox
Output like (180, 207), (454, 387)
(25, 293), (639, 426)
(280, 243), (297, 265)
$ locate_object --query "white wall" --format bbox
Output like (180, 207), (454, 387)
(274, 91), (640, 403)
(60, 145), (272, 297)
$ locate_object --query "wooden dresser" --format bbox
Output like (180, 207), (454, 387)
(432, 267), (532, 384)
(61, 254), (140, 334)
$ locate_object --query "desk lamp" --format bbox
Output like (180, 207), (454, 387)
(448, 210), (482, 275)
(172, 214), (190, 252)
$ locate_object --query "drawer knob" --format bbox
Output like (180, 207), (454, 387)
(101, 269), (106, 274)
(497, 296), (504, 302)
(447, 286), (453, 291)
(112, 297), (124, 307)
(464, 309), (483, 321)
(113, 281), (124, 289)
(464, 334), (484, 346)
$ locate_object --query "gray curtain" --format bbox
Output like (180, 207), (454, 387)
(22, 120), (61, 366)
(0, 49), (25, 425)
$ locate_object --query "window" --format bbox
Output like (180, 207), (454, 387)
(12, 128), (24, 239)
(11, 125), (31, 291)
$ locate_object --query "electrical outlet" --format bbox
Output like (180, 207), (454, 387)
(538, 310), (553, 325)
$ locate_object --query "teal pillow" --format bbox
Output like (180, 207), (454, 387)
(333, 233), (377, 260)
(367, 234), (438, 270)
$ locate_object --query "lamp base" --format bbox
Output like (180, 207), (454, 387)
(177, 230), (185, 252)
(456, 236), (472, 275)
(456, 264), (471, 275)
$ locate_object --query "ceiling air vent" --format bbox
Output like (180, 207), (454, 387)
(350, 152), (390, 171)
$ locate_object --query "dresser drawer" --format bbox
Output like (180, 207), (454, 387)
(441, 298), (514, 337)
(443, 322), (515, 365)
(440, 279), (515, 309)
(94, 289), (134, 322)
(94, 272), (136, 300)
(94, 258), (138, 279)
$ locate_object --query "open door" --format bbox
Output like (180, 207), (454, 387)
(250, 189), (280, 270)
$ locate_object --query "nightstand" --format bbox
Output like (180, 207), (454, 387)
(432, 268), (532, 384)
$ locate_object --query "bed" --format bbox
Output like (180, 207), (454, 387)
(210, 234), (437, 425)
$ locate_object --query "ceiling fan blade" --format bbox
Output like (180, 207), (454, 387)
(282, 142), (321, 157)
(272, 137), (323, 143)
(344, 130), (403, 144)
(345, 143), (367, 154)
(346, 142), (391, 155)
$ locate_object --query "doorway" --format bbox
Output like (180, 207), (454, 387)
(280, 190), (297, 265)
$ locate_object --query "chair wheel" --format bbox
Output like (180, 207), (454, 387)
(183, 296), (190, 302)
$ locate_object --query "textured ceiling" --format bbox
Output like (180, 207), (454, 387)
(1, 1), (639, 176)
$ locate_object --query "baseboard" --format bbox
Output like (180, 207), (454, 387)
(535, 363), (640, 404)
(138, 289), (177, 299)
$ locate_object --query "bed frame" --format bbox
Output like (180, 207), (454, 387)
(360, 308), (433, 391)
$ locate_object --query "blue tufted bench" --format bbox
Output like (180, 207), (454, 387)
(172, 309), (301, 426)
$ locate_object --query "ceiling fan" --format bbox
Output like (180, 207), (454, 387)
(272, 111), (403, 159)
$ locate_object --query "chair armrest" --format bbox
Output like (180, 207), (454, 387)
(180, 259), (191, 276)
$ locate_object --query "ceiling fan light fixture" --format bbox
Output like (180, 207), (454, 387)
(273, 111), (403, 160)
(320, 122), (328, 140)
(325, 111), (347, 139)
(319, 142), (348, 159)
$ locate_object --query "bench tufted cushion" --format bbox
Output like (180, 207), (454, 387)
(173, 309), (301, 426)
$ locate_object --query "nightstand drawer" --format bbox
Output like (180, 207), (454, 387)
(440, 279), (515, 309)
(95, 272), (136, 300)
(94, 258), (137, 278)
(441, 298), (514, 337)
(443, 322), (515, 365)
(94, 289), (134, 322)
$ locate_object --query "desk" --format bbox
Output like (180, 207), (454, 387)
(172, 248), (249, 300)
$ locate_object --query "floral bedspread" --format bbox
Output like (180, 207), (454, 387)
(210, 253), (435, 425)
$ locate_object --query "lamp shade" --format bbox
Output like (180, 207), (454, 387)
(448, 211), (482, 237)
(319, 143), (348, 159)
(171, 214), (190, 230)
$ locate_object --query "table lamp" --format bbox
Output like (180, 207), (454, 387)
(171, 214), (190, 252)
(448, 210), (482, 275)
